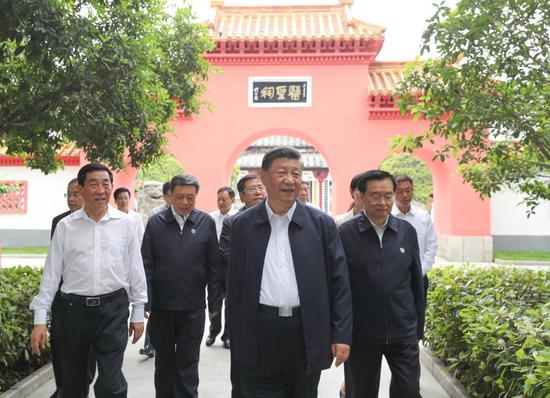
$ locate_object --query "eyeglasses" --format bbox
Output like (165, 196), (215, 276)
(245, 185), (265, 194)
(367, 194), (394, 203)
(64, 192), (80, 198)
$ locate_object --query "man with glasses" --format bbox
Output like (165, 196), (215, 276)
(338, 170), (425, 398)
(51, 178), (83, 237)
(208, 176), (265, 350)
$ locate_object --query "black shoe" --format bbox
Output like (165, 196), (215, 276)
(205, 335), (215, 347)
(222, 338), (230, 349)
(139, 347), (155, 358)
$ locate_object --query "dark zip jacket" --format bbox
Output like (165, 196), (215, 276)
(338, 212), (424, 345)
(141, 207), (222, 312)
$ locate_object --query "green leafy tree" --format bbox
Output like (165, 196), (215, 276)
(0, 0), (213, 173)
(394, 0), (549, 214)
(380, 153), (433, 207)
(137, 152), (184, 183)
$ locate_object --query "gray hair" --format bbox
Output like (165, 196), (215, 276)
(170, 174), (200, 193)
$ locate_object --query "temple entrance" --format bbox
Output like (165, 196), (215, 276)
(235, 136), (332, 213)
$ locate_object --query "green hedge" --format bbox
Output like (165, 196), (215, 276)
(0, 266), (50, 392)
(426, 265), (550, 398)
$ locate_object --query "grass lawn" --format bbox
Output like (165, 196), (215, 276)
(494, 251), (550, 261)
(1, 246), (48, 255)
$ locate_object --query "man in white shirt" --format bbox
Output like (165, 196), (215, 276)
(209, 186), (237, 240)
(30, 163), (148, 398)
(114, 187), (145, 243)
(150, 181), (172, 216)
(334, 172), (366, 226)
(391, 174), (438, 300)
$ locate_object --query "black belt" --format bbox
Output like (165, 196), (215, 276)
(59, 288), (126, 307)
(259, 304), (301, 318)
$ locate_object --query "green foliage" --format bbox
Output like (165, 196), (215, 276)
(137, 152), (184, 183)
(1, 247), (49, 255)
(495, 251), (550, 262)
(0, 266), (49, 393)
(380, 153), (433, 206)
(394, 0), (550, 215)
(0, 0), (213, 173)
(426, 265), (550, 397)
(231, 163), (241, 187)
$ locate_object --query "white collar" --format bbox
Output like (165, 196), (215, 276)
(265, 200), (297, 222)
(73, 204), (123, 222)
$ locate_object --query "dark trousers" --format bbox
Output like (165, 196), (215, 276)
(143, 319), (153, 350)
(208, 283), (228, 341)
(344, 342), (421, 398)
(50, 292), (97, 398)
(53, 289), (129, 398)
(423, 275), (429, 306)
(230, 347), (242, 398)
(150, 309), (205, 398)
(240, 311), (321, 398)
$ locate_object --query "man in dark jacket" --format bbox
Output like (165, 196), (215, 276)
(141, 174), (222, 398)
(228, 147), (352, 398)
(339, 169), (425, 398)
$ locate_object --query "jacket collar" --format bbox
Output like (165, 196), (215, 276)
(254, 198), (305, 229)
(163, 207), (198, 225)
(357, 212), (399, 233)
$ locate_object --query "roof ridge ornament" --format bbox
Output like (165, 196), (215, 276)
(211, 0), (224, 8)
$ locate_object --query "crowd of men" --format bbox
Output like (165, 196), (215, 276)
(30, 146), (438, 398)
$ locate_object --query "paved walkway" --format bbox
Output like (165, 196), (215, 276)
(25, 318), (450, 398)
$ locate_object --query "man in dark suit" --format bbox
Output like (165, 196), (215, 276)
(338, 170), (425, 398)
(141, 174), (222, 398)
(50, 178), (82, 237)
(227, 147), (353, 398)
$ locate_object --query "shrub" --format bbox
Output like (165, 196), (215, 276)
(0, 266), (50, 392)
(426, 265), (550, 398)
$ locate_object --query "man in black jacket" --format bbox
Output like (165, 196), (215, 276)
(339, 170), (425, 398)
(141, 174), (222, 398)
(228, 147), (352, 398)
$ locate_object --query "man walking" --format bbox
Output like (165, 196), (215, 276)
(338, 170), (425, 398)
(228, 147), (352, 398)
(30, 163), (147, 398)
(392, 174), (438, 301)
(141, 174), (222, 398)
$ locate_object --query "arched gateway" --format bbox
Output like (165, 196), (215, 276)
(118, 0), (491, 261)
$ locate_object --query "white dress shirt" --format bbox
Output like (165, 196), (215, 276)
(364, 212), (389, 247)
(260, 201), (300, 307)
(128, 209), (145, 244)
(334, 209), (357, 226)
(30, 205), (148, 325)
(392, 204), (438, 275)
(209, 208), (237, 240)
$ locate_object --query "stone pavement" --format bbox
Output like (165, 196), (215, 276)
(25, 317), (450, 398)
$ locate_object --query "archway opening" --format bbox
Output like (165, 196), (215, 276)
(233, 136), (332, 213)
(380, 153), (434, 212)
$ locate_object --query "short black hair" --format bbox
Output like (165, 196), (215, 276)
(170, 174), (200, 193)
(261, 146), (302, 171)
(236, 174), (260, 193)
(394, 174), (414, 186)
(217, 186), (235, 199)
(350, 172), (367, 191)
(356, 170), (396, 193)
(77, 163), (113, 186)
(162, 181), (171, 196)
(114, 187), (131, 200)
(67, 178), (78, 187)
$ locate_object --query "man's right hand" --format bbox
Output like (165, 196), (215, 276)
(144, 309), (151, 319)
(31, 325), (48, 356)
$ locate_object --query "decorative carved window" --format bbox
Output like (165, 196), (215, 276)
(0, 181), (27, 214)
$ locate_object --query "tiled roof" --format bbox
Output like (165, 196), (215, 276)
(247, 136), (311, 148)
(368, 62), (407, 95)
(0, 142), (80, 157)
(208, 2), (385, 41)
(238, 151), (328, 169)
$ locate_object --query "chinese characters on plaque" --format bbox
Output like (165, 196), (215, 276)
(248, 77), (312, 107)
